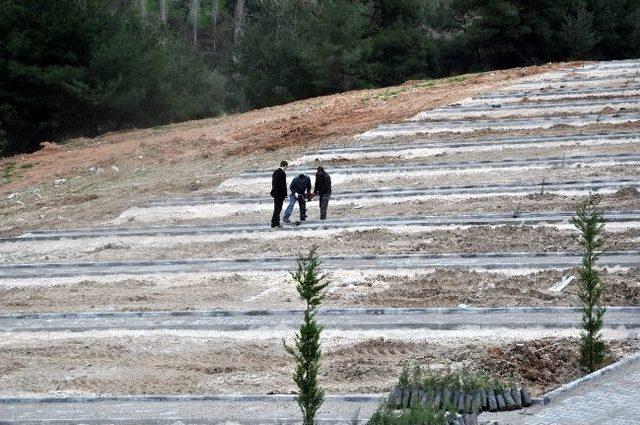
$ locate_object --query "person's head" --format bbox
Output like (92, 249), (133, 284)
(280, 160), (288, 169)
(317, 166), (324, 173)
(298, 173), (305, 179)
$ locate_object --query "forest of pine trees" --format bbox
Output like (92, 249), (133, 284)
(2, 0), (639, 156)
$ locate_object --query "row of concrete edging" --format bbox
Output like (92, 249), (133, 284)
(540, 350), (640, 404)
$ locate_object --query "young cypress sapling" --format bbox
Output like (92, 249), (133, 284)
(284, 248), (330, 425)
(571, 193), (607, 373)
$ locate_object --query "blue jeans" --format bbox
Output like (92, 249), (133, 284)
(283, 193), (306, 221)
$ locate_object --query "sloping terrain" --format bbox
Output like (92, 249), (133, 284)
(1, 59), (640, 423)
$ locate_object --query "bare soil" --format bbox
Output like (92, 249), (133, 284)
(0, 64), (565, 237)
(222, 163), (640, 196)
(333, 268), (640, 308)
(2, 268), (638, 314)
(0, 333), (636, 397)
(1, 226), (638, 264)
(311, 142), (639, 168)
(1, 61), (638, 404)
(113, 190), (640, 227)
(479, 338), (638, 396)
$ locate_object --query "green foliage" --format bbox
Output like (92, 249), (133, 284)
(571, 193), (607, 373)
(413, 367), (501, 394)
(3, 0), (640, 156)
(2, 162), (15, 184)
(368, 402), (448, 425)
(559, 2), (600, 59)
(284, 248), (330, 425)
(0, 0), (227, 156)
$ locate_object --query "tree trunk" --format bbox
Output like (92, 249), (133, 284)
(371, 0), (382, 31)
(191, 0), (200, 46)
(211, 0), (220, 52)
(138, 0), (147, 19)
(234, 0), (246, 47)
(159, 0), (168, 23)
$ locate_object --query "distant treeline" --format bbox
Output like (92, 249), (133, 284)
(1, 0), (639, 156)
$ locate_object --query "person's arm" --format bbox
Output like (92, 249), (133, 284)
(313, 175), (319, 194)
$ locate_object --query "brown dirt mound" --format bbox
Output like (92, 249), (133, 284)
(479, 338), (639, 396)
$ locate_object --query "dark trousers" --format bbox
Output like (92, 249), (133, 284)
(271, 197), (285, 227)
(319, 193), (330, 220)
(298, 196), (307, 221)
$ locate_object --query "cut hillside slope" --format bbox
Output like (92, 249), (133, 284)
(0, 63), (567, 236)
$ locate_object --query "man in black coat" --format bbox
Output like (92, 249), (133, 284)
(313, 166), (331, 220)
(270, 161), (288, 227)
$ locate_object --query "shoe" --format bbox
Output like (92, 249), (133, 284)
(283, 218), (291, 223)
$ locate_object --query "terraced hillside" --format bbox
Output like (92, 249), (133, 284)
(0, 59), (639, 423)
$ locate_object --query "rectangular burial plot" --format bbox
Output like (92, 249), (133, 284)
(1, 251), (638, 281)
(3, 216), (639, 264)
(220, 153), (640, 195)
(109, 183), (640, 226)
(503, 71), (640, 90)
(503, 77), (640, 92)
(359, 112), (640, 139)
(296, 132), (640, 164)
(470, 86), (640, 105)
(411, 98), (640, 121)
(0, 331), (638, 398)
(2, 266), (638, 314)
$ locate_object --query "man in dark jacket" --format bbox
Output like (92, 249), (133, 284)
(283, 173), (311, 223)
(314, 166), (331, 220)
(270, 161), (288, 228)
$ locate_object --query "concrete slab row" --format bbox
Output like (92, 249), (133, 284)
(2, 307), (638, 333)
(411, 98), (639, 121)
(136, 178), (638, 207)
(359, 112), (640, 138)
(1, 251), (638, 279)
(8, 211), (640, 241)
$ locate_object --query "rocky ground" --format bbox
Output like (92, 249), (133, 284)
(0, 60), (639, 406)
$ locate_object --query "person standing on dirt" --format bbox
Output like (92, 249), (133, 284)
(283, 173), (312, 223)
(313, 166), (331, 220)
(270, 161), (288, 228)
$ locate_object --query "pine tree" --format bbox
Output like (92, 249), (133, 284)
(284, 248), (330, 425)
(559, 1), (599, 59)
(571, 193), (607, 373)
